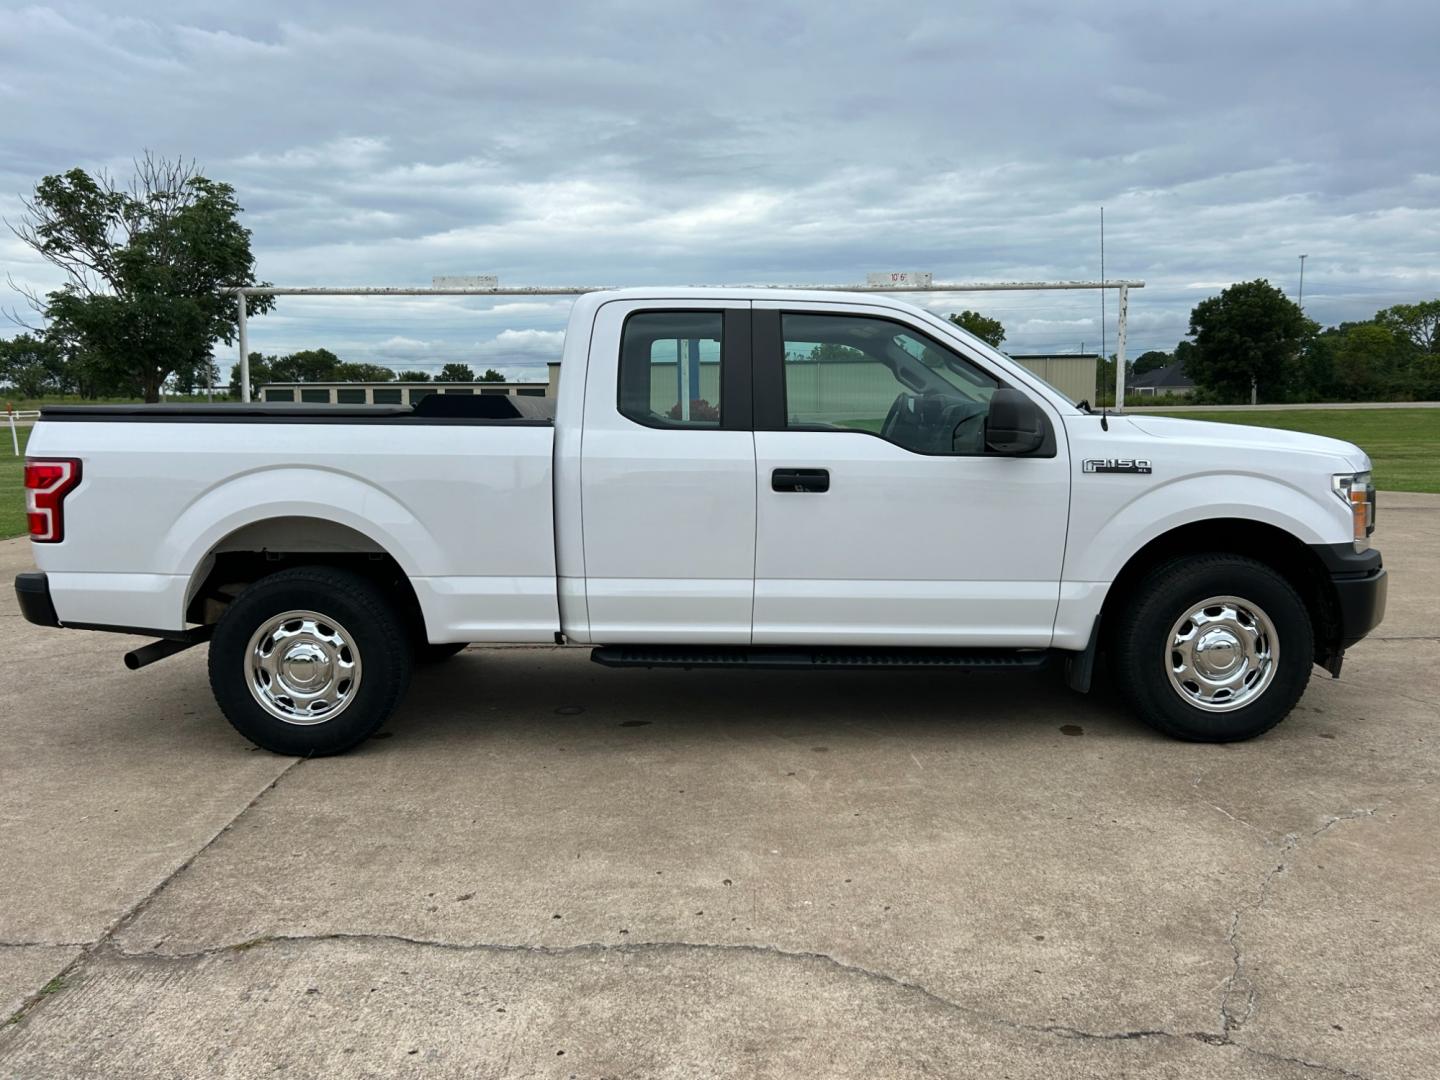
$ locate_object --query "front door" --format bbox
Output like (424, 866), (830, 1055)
(579, 300), (756, 643)
(751, 304), (1071, 647)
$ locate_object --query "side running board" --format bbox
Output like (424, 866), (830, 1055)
(590, 645), (1054, 671)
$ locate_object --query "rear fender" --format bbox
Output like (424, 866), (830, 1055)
(166, 467), (441, 586)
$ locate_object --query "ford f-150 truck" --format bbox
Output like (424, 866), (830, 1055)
(15, 288), (1386, 755)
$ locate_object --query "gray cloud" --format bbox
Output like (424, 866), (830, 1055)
(3, 0), (1437, 374)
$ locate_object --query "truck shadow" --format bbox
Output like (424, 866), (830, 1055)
(384, 644), (1147, 751)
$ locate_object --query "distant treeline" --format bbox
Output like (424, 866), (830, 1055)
(1094, 282), (1439, 405)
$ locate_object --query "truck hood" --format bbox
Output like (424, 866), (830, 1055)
(1124, 416), (1371, 471)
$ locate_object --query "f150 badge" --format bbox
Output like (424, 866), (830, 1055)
(1083, 458), (1152, 474)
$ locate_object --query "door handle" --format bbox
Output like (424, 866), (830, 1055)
(772, 468), (830, 493)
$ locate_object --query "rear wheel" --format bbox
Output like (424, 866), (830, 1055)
(209, 566), (412, 756)
(1112, 554), (1313, 742)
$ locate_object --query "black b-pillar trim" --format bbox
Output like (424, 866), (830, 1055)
(720, 308), (753, 432)
(751, 308), (786, 431)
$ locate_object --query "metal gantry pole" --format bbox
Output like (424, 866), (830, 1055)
(227, 280), (1145, 407)
(237, 292), (250, 403)
(1114, 284), (1129, 412)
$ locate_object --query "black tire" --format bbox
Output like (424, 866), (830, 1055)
(416, 641), (468, 664)
(1111, 554), (1313, 742)
(208, 566), (412, 756)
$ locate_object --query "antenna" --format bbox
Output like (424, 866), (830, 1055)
(1100, 206), (1107, 365)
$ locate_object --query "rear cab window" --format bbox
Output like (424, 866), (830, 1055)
(618, 311), (725, 428)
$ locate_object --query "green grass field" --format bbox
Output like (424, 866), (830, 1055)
(2, 426), (31, 539)
(1149, 408), (1439, 493)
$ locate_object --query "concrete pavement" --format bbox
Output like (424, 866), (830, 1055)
(1, 498), (1436, 1078)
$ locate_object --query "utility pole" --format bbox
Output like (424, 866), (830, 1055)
(1297, 254), (1308, 312)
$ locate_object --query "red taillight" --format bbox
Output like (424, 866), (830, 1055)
(24, 458), (82, 543)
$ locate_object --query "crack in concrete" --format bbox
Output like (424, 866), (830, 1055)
(1218, 807), (1379, 1040)
(0, 942), (88, 950)
(0, 757), (302, 1030)
(8, 762), (1407, 1077)
(1192, 771), (1279, 847)
(98, 931), (1370, 1077)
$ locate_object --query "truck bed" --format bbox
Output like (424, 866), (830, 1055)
(26, 405), (560, 642)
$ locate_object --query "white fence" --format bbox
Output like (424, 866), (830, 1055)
(7, 410), (40, 455)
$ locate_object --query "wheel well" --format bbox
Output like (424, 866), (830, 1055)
(185, 517), (426, 643)
(1100, 519), (1342, 666)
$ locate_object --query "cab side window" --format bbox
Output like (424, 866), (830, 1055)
(781, 313), (1001, 455)
(619, 311), (724, 428)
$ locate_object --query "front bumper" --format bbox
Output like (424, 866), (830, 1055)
(1308, 543), (1388, 651)
(1333, 567), (1388, 648)
(15, 572), (61, 628)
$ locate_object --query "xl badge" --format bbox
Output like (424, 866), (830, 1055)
(1083, 458), (1152, 474)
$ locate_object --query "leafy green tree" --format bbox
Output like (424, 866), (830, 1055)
(1173, 340), (1197, 374)
(9, 155), (272, 402)
(270, 348), (341, 383)
(439, 362), (475, 382)
(1302, 321), (1419, 401)
(1132, 350), (1171, 376)
(1187, 279), (1315, 403)
(395, 370), (430, 382)
(948, 310), (1006, 348)
(804, 342), (865, 363)
(230, 352), (275, 399)
(1095, 354), (1132, 406)
(480, 367), (506, 382)
(1328, 323), (1410, 399)
(334, 362), (395, 382)
(1376, 299), (1440, 354)
(0, 334), (66, 398)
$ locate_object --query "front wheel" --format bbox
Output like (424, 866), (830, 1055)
(208, 566), (413, 756)
(1111, 554), (1313, 742)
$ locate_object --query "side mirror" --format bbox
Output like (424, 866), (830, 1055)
(985, 388), (1045, 455)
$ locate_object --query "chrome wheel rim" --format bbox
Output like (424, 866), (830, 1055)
(246, 610), (362, 725)
(1165, 595), (1278, 713)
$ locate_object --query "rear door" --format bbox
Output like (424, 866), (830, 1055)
(750, 303), (1071, 646)
(579, 300), (756, 642)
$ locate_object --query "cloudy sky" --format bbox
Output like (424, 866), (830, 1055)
(3, 0), (1437, 380)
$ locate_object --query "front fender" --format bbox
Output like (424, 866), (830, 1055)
(1065, 471), (1346, 585)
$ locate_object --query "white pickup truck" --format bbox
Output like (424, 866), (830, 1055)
(16, 288), (1386, 755)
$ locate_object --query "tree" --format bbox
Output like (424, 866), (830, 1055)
(334, 362), (395, 382)
(1173, 340), (1197, 374)
(230, 352), (275, 399)
(9, 155), (272, 402)
(270, 348), (341, 383)
(0, 334), (65, 398)
(805, 342), (865, 363)
(948, 310), (1006, 348)
(395, 370), (430, 382)
(1376, 299), (1440, 354)
(480, 368), (506, 382)
(1095, 353), (1132, 406)
(1186, 279), (1315, 403)
(439, 362), (475, 382)
(1327, 323), (1409, 399)
(1132, 349), (1171, 376)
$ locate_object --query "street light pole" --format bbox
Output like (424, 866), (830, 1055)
(1298, 254), (1308, 313)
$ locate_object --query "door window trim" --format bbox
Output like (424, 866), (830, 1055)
(751, 308), (1055, 457)
(615, 307), (753, 432)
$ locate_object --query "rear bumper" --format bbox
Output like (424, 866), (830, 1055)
(14, 571), (193, 640)
(15, 572), (61, 628)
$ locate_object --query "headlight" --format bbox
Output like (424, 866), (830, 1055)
(1332, 471), (1376, 551)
